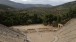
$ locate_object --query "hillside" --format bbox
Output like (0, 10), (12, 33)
(0, 1), (75, 14)
(0, 4), (14, 10)
(0, 0), (52, 9)
(0, 1), (76, 26)
(24, 1), (76, 15)
(50, 1), (76, 15)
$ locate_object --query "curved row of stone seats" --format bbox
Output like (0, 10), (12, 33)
(0, 24), (27, 42)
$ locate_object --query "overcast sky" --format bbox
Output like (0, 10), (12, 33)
(10, 0), (75, 6)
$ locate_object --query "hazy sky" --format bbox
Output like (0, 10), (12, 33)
(10, 0), (75, 6)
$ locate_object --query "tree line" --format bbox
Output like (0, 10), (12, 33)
(0, 8), (76, 27)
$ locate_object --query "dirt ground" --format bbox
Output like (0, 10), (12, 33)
(11, 24), (58, 42)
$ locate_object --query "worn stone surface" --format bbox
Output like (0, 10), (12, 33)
(0, 24), (26, 42)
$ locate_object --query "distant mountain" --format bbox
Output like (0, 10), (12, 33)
(20, 1), (76, 15)
(52, 1), (76, 9)
(49, 1), (76, 15)
(0, 4), (14, 10)
(0, 0), (52, 9)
